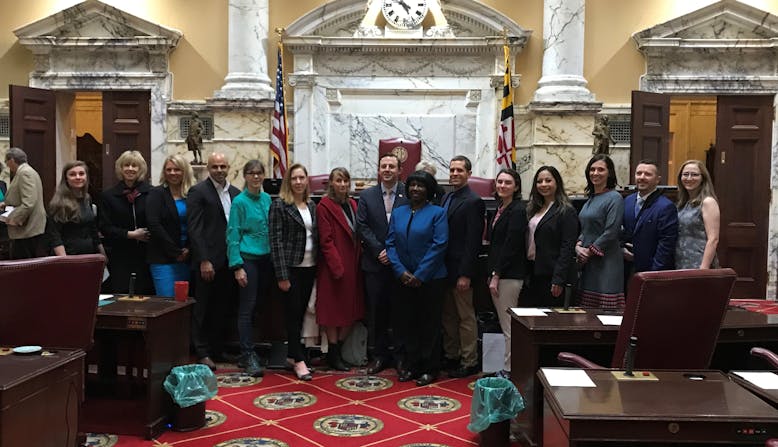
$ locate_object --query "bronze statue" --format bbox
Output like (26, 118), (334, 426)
(592, 115), (616, 155)
(186, 112), (205, 165)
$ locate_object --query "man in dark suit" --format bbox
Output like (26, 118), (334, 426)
(441, 155), (484, 378)
(356, 153), (408, 374)
(622, 160), (678, 281)
(187, 152), (240, 370)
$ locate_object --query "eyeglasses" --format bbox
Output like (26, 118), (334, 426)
(680, 172), (701, 178)
(245, 171), (264, 177)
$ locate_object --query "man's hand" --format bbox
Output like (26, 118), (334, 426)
(378, 249), (390, 265)
(278, 280), (291, 292)
(488, 275), (499, 299)
(622, 243), (634, 262)
(551, 284), (563, 297)
(456, 276), (471, 291)
(200, 260), (215, 282)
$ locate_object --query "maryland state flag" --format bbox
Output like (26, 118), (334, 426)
(496, 45), (515, 170)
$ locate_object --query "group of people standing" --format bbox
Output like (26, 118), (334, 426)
(0, 146), (720, 386)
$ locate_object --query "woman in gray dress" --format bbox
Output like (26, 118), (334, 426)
(575, 154), (625, 309)
(675, 160), (720, 269)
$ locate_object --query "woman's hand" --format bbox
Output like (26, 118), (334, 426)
(128, 227), (150, 241)
(575, 244), (591, 264)
(489, 274), (500, 299)
(234, 268), (248, 288)
(551, 284), (563, 297)
(278, 279), (291, 292)
(401, 271), (420, 287)
(176, 248), (190, 262)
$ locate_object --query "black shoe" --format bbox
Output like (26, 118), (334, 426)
(398, 369), (415, 382)
(442, 357), (459, 372)
(367, 357), (389, 375)
(449, 364), (479, 378)
(327, 344), (350, 372)
(415, 373), (436, 386)
(239, 352), (264, 377)
(199, 356), (217, 371)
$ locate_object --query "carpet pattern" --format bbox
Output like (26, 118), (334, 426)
(86, 366), (488, 447)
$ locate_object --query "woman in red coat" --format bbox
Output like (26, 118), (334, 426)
(316, 167), (364, 371)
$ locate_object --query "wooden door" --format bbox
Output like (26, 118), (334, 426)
(9, 85), (56, 203)
(102, 91), (151, 189)
(715, 95), (772, 298)
(631, 91), (670, 182)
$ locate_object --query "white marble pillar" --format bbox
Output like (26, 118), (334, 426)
(213, 0), (274, 99)
(532, 0), (596, 104)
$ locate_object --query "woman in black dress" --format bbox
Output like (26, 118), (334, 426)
(47, 160), (104, 256)
(99, 150), (154, 294)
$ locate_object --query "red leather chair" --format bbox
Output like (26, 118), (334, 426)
(468, 176), (496, 198)
(0, 254), (106, 350)
(378, 138), (421, 181)
(558, 268), (737, 369)
(309, 174), (329, 194)
(751, 347), (778, 369)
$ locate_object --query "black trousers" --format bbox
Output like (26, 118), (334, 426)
(191, 267), (236, 359)
(396, 278), (445, 375)
(364, 267), (402, 359)
(282, 266), (316, 362)
(9, 234), (48, 260)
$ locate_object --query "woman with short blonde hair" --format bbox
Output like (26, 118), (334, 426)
(114, 150), (148, 182)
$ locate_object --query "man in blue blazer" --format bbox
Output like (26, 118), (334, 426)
(441, 155), (484, 378)
(622, 160), (678, 280)
(356, 153), (408, 374)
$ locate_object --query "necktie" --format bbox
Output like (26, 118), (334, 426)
(384, 190), (393, 215)
(635, 196), (644, 218)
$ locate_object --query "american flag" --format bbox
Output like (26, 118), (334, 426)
(496, 44), (515, 170)
(270, 43), (289, 178)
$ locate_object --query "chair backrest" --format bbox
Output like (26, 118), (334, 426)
(0, 254), (105, 350)
(611, 268), (736, 369)
(468, 176), (496, 198)
(378, 137), (422, 181)
(309, 174), (329, 194)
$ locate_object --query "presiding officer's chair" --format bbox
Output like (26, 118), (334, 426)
(0, 254), (105, 350)
(751, 347), (778, 369)
(558, 268), (737, 370)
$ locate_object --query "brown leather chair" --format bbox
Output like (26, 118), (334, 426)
(558, 268), (737, 369)
(468, 176), (496, 198)
(0, 254), (105, 350)
(309, 174), (329, 194)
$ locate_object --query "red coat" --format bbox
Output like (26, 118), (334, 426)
(315, 196), (364, 326)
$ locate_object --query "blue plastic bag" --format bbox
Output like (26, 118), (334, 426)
(163, 364), (218, 408)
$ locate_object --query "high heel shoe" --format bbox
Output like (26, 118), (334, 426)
(294, 361), (313, 381)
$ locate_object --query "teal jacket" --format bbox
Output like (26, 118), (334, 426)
(227, 189), (271, 269)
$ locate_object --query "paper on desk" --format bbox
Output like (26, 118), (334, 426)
(732, 371), (778, 390)
(98, 294), (114, 301)
(542, 368), (596, 387)
(597, 315), (623, 325)
(511, 307), (548, 317)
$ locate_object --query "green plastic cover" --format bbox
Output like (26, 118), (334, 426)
(163, 364), (218, 408)
(467, 377), (525, 433)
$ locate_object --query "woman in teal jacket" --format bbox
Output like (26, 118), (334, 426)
(227, 160), (272, 377)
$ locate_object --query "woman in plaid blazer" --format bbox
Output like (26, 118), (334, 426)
(269, 163), (318, 380)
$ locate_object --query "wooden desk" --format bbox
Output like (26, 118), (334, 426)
(730, 371), (778, 409)
(0, 349), (84, 447)
(511, 308), (778, 446)
(80, 297), (192, 439)
(538, 369), (778, 446)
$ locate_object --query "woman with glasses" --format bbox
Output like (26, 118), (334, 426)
(227, 160), (273, 377)
(675, 160), (720, 269)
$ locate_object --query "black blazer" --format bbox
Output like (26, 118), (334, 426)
(187, 178), (240, 271)
(355, 182), (408, 272)
(269, 198), (318, 281)
(442, 185), (485, 281)
(146, 185), (187, 264)
(99, 181), (152, 252)
(530, 202), (579, 286)
(487, 199), (528, 280)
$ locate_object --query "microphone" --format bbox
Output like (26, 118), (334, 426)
(128, 272), (137, 298)
(624, 336), (637, 377)
(563, 284), (572, 311)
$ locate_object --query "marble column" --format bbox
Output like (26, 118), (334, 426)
(531, 0), (596, 105)
(213, 0), (274, 99)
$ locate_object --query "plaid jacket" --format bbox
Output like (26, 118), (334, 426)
(269, 198), (318, 281)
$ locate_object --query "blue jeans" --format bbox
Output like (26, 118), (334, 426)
(149, 262), (190, 297)
(238, 255), (272, 355)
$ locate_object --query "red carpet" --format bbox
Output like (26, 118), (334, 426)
(85, 365), (502, 447)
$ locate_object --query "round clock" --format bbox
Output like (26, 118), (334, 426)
(382, 0), (429, 30)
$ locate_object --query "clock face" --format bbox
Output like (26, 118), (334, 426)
(382, 0), (428, 30)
